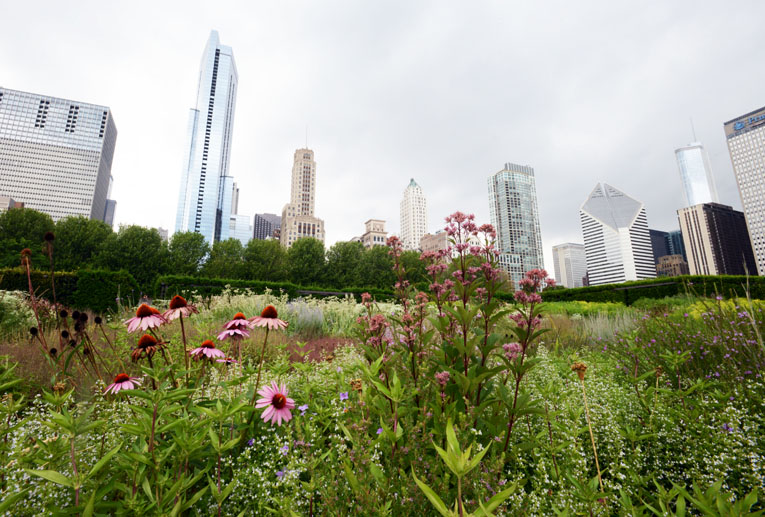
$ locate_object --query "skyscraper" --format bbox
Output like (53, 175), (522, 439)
(280, 149), (325, 247)
(0, 87), (117, 222)
(649, 229), (670, 264)
(253, 213), (282, 240)
(488, 163), (544, 288)
(551, 243), (588, 288)
(579, 183), (655, 285)
(675, 142), (719, 206)
(724, 106), (765, 275)
(400, 179), (428, 250)
(175, 31), (238, 244)
(667, 229), (687, 262)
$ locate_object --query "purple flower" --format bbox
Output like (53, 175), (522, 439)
(247, 438), (255, 447)
(298, 404), (309, 415)
(276, 470), (285, 479)
(376, 427), (383, 435)
(722, 423), (734, 433)
(340, 392), (349, 401)
(280, 444), (289, 456)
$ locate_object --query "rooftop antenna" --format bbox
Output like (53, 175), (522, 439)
(690, 117), (697, 142)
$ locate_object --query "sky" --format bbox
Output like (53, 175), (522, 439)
(3, 0), (765, 269)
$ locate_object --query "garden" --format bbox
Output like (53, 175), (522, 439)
(0, 212), (763, 516)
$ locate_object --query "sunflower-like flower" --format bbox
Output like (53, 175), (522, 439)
(131, 334), (160, 362)
(162, 295), (198, 321)
(217, 312), (252, 341)
(255, 382), (295, 426)
(104, 373), (141, 395)
(250, 305), (288, 331)
(190, 340), (226, 361)
(124, 304), (167, 333)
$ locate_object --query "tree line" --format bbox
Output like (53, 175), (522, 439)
(0, 208), (428, 292)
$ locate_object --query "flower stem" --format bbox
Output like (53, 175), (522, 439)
(180, 315), (190, 388)
(580, 376), (603, 492)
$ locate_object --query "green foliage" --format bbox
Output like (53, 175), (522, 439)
(325, 241), (364, 288)
(167, 231), (210, 276)
(0, 267), (79, 305)
(202, 238), (244, 278)
(287, 238), (326, 286)
(0, 207), (55, 269)
(243, 239), (288, 281)
(53, 216), (113, 271)
(358, 245), (396, 289)
(95, 225), (168, 291)
(155, 274), (300, 299)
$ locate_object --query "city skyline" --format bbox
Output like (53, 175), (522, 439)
(3, 1), (765, 268)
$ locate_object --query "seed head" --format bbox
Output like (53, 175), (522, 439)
(60, 330), (70, 339)
(79, 312), (88, 323)
(44, 231), (55, 242)
(49, 348), (58, 357)
(29, 327), (39, 336)
(571, 362), (587, 381)
(59, 309), (68, 319)
(168, 295), (188, 310)
(94, 316), (102, 325)
(260, 305), (278, 319)
(72, 310), (81, 320)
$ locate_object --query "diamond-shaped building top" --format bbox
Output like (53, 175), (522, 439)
(580, 183), (643, 232)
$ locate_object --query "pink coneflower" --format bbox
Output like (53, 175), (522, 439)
(162, 295), (198, 321)
(190, 340), (226, 361)
(124, 304), (167, 333)
(250, 305), (288, 331)
(104, 373), (141, 395)
(131, 334), (160, 362)
(217, 312), (252, 340)
(255, 381), (295, 426)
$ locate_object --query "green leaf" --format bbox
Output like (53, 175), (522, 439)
(0, 488), (29, 512)
(412, 471), (452, 517)
(86, 442), (122, 480)
(25, 469), (73, 488)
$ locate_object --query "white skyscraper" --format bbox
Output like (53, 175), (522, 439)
(552, 243), (588, 288)
(0, 87), (117, 222)
(400, 178), (428, 250)
(281, 149), (325, 247)
(580, 183), (656, 285)
(724, 106), (765, 275)
(675, 142), (719, 207)
(175, 31), (238, 244)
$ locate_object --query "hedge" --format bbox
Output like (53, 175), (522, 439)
(541, 275), (765, 305)
(0, 268), (139, 313)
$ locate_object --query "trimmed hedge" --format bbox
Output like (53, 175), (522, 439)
(541, 275), (765, 305)
(0, 268), (139, 313)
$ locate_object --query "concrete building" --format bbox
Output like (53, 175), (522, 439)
(649, 229), (670, 265)
(675, 142), (719, 207)
(175, 31), (238, 244)
(579, 183), (656, 285)
(0, 87), (117, 222)
(281, 148), (325, 247)
(677, 202), (757, 276)
(656, 254), (689, 277)
(253, 213), (281, 240)
(488, 163), (545, 287)
(0, 196), (23, 213)
(361, 219), (387, 248)
(420, 231), (448, 253)
(400, 178), (428, 250)
(551, 243), (588, 288)
(724, 106), (765, 275)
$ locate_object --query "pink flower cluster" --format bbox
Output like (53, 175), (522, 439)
(503, 342), (522, 362)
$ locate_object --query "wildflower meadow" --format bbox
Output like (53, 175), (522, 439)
(0, 212), (763, 516)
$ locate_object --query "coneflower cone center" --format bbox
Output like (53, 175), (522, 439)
(201, 340), (215, 348)
(114, 373), (130, 383)
(169, 295), (187, 309)
(272, 393), (286, 409)
(137, 335), (158, 348)
(136, 304), (154, 317)
(233, 312), (247, 320)
(261, 305), (278, 319)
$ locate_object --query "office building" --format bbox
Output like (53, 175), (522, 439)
(579, 183), (655, 285)
(253, 213), (281, 240)
(724, 106), (765, 275)
(0, 87), (117, 222)
(677, 203), (756, 276)
(280, 148), (325, 247)
(649, 229), (670, 264)
(420, 231), (448, 253)
(667, 229), (687, 262)
(175, 31), (238, 244)
(551, 243), (588, 288)
(361, 219), (387, 248)
(400, 179), (428, 250)
(656, 255), (689, 277)
(229, 214), (252, 246)
(488, 163), (545, 287)
(0, 196), (23, 213)
(675, 142), (719, 206)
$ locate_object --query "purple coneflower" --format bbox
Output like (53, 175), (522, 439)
(131, 334), (160, 362)
(250, 305), (289, 331)
(217, 312), (252, 341)
(255, 381), (295, 426)
(162, 295), (198, 321)
(124, 304), (167, 333)
(190, 340), (226, 361)
(104, 373), (141, 395)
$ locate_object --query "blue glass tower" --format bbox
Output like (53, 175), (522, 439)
(175, 31), (238, 243)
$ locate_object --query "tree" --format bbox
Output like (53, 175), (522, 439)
(0, 208), (54, 269)
(202, 238), (245, 279)
(325, 241), (364, 288)
(287, 238), (326, 286)
(243, 239), (287, 281)
(168, 231), (210, 276)
(359, 245), (396, 289)
(54, 216), (113, 271)
(95, 225), (168, 292)
(400, 249), (428, 287)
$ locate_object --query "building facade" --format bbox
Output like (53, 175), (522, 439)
(253, 213), (281, 240)
(656, 254), (689, 277)
(667, 229), (687, 262)
(361, 219), (387, 248)
(175, 31), (238, 244)
(649, 229), (670, 264)
(551, 243), (588, 288)
(724, 106), (765, 275)
(488, 163), (545, 287)
(229, 214), (252, 246)
(0, 196), (23, 212)
(0, 87), (117, 222)
(400, 179), (428, 250)
(675, 142), (719, 207)
(280, 148), (325, 247)
(579, 183), (656, 285)
(677, 203), (757, 276)
(420, 231), (448, 253)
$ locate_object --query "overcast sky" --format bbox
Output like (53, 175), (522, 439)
(3, 0), (765, 268)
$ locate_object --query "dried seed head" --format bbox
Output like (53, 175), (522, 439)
(59, 309), (68, 318)
(44, 231), (55, 242)
(60, 330), (70, 339)
(53, 382), (67, 394)
(655, 366), (663, 378)
(571, 362), (588, 381)
(73, 322), (82, 333)
(29, 327), (38, 336)
(350, 378), (363, 392)
(260, 305), (278, 319)
(94, 316), (102, 325)
(79, 312), (88, 323)
(49, 348), (57, 357)
(72, 310), (81, 320)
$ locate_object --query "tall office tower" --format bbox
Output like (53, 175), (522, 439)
(579, 183), (656, 285)
(488, 163), (544, 288)
(175, 31), (238, 244)
(677, 203), (757, 275)
(649, 229), (670, 264)
(400, 178), (428, 250)
(0, 87), (117, 222)
(253, 213), (281, 240)
(551, 243), (588, 288)
(231, 182), (240, 215)
(667, 229), (687, 261)
(280, 149), (325, 247)
(675, 142), (719, 206)
(724, 107), (765, 275)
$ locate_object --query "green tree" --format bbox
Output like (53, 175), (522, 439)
(0, 208), (55, 269)
(95, 225), (168, 291)
(203, 238), (245, 279)
(401, 249), (428, 287)
(287, 238), (326, 286)
(359, 245), (395, 289)
(168, 231), (210, 276)
(243, 239), (287, 281)
(53, 216), (113, 271)
(325, 241), (364, 288)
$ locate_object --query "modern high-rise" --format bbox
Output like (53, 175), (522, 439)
(400, 179), (428, 250)
(675, 142), (719, 206)
(649, 229), (670, 264)
(579, 183), (656, 285)
(0, 87), (117, 222)
(551, 243), (587, 288)
(175, 31), (238, 244)
(724, 106), (765, 275)
(253, 213), (281, 240)
(677, 203), (757, 276)
(488, 163), (545, 287)
(667, 229), (687, 262)
(280, 148), (325, 247)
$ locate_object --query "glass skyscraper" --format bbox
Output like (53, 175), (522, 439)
(175, 31), (238, 243)
(675, 142), (719, 207)
(488, 163), (544, 288)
